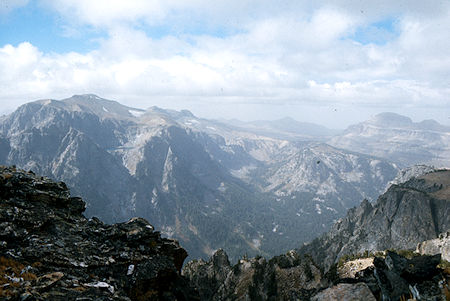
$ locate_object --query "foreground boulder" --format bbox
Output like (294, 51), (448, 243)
(0, 166), (198, 300)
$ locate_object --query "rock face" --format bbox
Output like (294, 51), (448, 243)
(183, 249), (328, 301)
(416, 231), (450, 262)
(299, 170), (450, 271)
(0, 94), (399, 261)
(0, 166), (198, 300)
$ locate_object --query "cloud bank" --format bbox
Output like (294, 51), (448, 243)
(0, 0), (449, 127)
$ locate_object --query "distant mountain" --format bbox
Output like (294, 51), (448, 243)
(298, 169), (450, 271)
(329, 112), (450, 167)
(221, 117), (340, 141)
(0, 95), (398, 261)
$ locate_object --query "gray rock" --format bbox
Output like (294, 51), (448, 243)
(311, 283), (376, 301)
(183, 249), (329, 300)
(416, 231), (450, 261)
(0, 166), (198, 300)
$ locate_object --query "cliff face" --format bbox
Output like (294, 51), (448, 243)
(298, 170), (450, 271)
(0, 166), (198, 300)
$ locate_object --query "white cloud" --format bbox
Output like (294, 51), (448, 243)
(0, 1), (449, 126)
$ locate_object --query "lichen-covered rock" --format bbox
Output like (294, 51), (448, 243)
(0, 166), (198, 300)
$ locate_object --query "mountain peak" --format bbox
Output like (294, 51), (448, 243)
(369, 112), (413, 127)
(56, 94), (145, 119)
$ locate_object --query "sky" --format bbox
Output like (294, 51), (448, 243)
(0, 0), (449, 128)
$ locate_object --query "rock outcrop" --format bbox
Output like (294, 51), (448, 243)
(299, 170), (450, 271)
(344, 251), (446, 301)
(0, 166), (198, 300)
(416, 231), (450, 262)
(183, 249), (328, 300)
(184, 248), (449, 301)
(311, 283), (376, 301)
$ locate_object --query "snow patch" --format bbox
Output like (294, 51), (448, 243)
(252, 238), (261, 249)
(218, 182), (226, 192)
(102, 106), (109, 112)
(315, 204), (322, 215)
(85, 281), (115, 294)
(129, 109), (144, 117)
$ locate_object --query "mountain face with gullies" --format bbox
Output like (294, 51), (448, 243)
(0, 94), (399, 261)
(329, 112), (450, 167)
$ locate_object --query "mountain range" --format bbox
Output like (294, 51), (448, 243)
(0, 94), (449, 261)
(329, 112), (450, 167)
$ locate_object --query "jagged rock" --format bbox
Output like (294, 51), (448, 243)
(183, 249), (328, 300)
(310, 283), (376, 301)
(386, 164), (436, 190)
(0, 166), (198, 300)
(299, 170), (450, 272)
(416, 231), (450, 262)
(347, 251), (447, 301)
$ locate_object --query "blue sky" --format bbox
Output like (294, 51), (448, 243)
(0, 0), (449, 127)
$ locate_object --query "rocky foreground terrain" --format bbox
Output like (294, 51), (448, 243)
(0, 166), (449, 300)
(0, 166), (198, 300)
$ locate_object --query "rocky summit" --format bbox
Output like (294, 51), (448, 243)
(0, 166), (198, 300)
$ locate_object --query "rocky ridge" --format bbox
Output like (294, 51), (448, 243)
(183, 248), (448, 300)
(298, 169), (450, 272)
(0, 166), (198, 300)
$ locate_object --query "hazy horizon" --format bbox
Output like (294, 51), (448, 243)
(1, 93), (449, 130)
